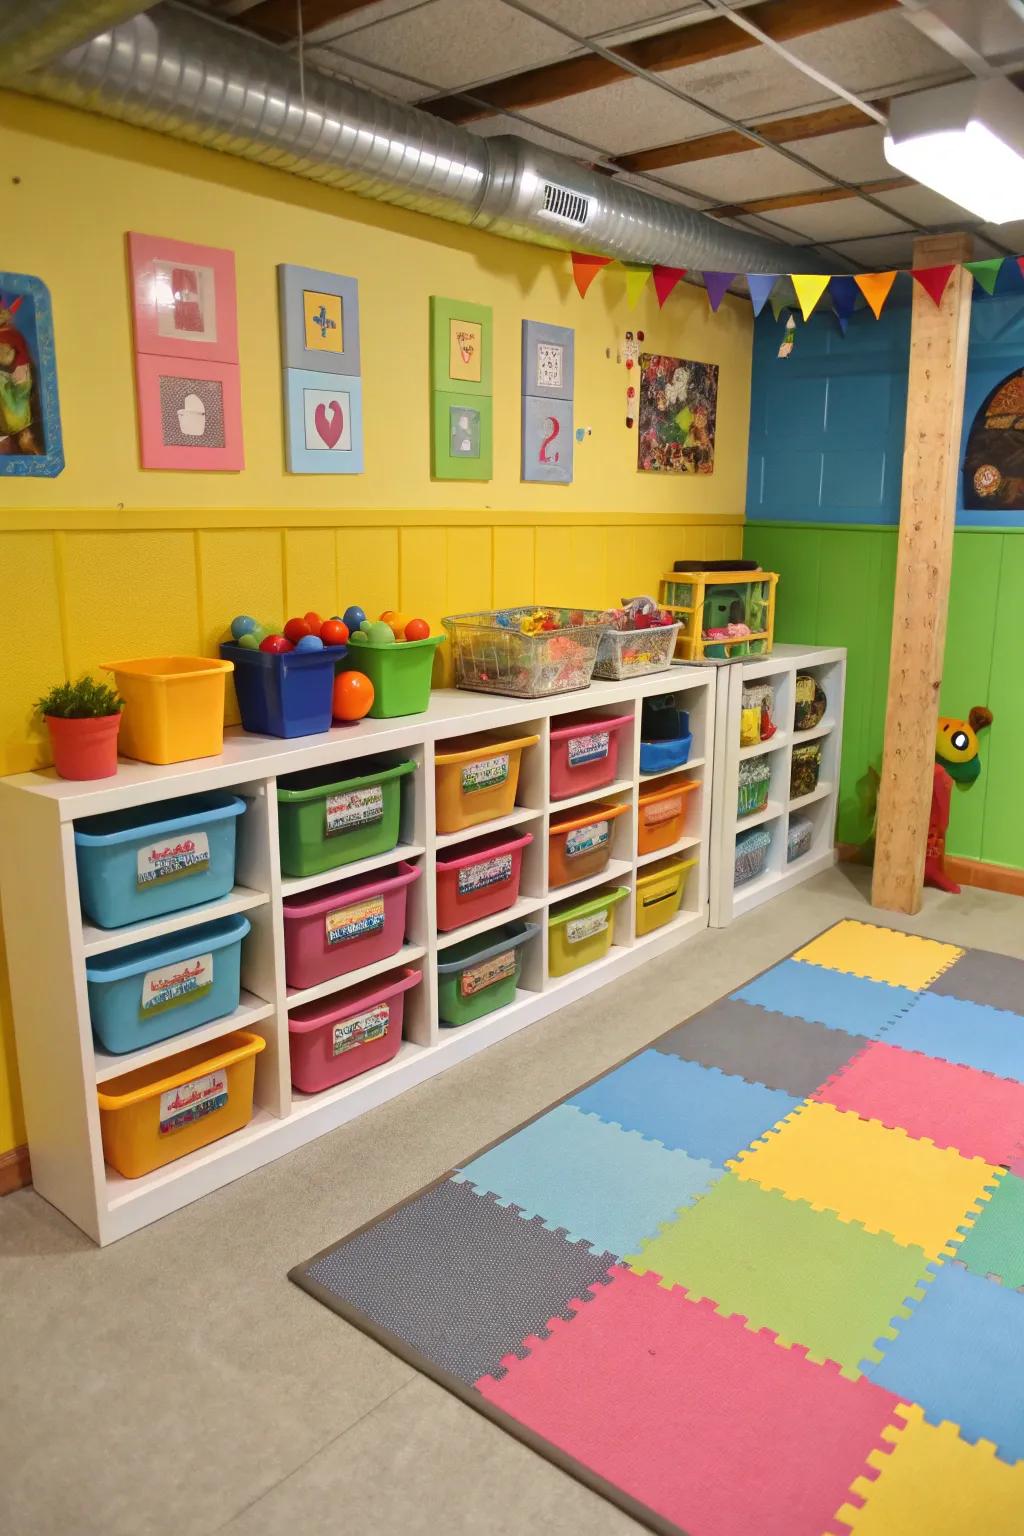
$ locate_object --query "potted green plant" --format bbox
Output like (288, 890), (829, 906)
(36, 677), (124, 780)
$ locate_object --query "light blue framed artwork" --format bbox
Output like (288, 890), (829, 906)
(284, 368), (364, 474)
(522, 319), (574, 401)
(522, 394), (573, 484)
(278, 265), (360, 377)
(0, 271), (64, 477)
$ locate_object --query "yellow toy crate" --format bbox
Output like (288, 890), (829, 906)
(658, 569), (778, 662)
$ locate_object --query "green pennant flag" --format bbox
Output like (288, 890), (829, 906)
(769, 285), (793, 321)
(965, 258), (1004, 296)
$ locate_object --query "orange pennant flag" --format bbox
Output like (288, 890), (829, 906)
(854, 270), (897, 320)
(790, 274), (830, 322)
(571, 252), (612, 299)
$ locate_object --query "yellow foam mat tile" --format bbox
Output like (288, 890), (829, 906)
(730, 1102), (1001, 1260)
(793, 921), (963, 991)
(831, 1403), (1024, 1534)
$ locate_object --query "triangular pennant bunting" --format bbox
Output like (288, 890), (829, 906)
(703, 271), (737, 312)
(829, 274), (858, 335)
(652, 265), (687, 307)
(854, 270), (897, 320)
(746, 274), (778, 318)
(1018, 257), (1024, 284)
(769, 285), (793, 321)
(622, 262), (653, 308)
(571, 251), (612, 299)
(790, 273), (830, 323)
(911, 263), (955, 308)
(965, 258), (1004, 296)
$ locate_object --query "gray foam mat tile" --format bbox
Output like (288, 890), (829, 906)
(928, 949), (1024, 1016)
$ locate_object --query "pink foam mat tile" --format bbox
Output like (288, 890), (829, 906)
(476, 1267), (906, 1536)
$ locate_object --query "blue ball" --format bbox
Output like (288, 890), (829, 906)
(343, 605), (367, 633)
(294, 634), (325, 652)
(231, 614), (259, 640)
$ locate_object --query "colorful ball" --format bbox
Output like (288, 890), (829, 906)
(320, 619), (349, 647)
(230, 614), (259, 640)
(283, 616), (311, 644)
(236, 632), (261, 650)
(404, 617), (430, 641)
(364, 620), (396, 645)
(332, 669), (374, 722)
(343, 605), (367, 633)
(295, 634), (325, 652)
(303, 610), (323, 632)
(259, 634), (293, 654)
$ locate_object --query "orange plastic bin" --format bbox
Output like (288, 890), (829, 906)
(434, 733), (539, 834)
(637, 778), (700, 856)
(548, 801), (628, 890)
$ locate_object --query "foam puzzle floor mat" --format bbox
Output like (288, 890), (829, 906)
(291, 920), (1024, 1536)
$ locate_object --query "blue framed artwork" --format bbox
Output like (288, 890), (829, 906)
(522, 319), (573, 401)
(0, 271), (64, 477)
(278, 265), (360, 377)
(284, 368), (364, 474)
(522, 395), (573, 484)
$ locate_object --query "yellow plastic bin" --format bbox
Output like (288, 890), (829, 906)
(434, 733), (539, 834)
(635, 858), (697, 937)
(105, 656), (234, 765)
(548, 885), (628, 978)
(97, 1029), (265, 1179)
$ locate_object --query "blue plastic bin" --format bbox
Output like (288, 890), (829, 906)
(75, 792), (246, 930)
(86, 913), (251, 1055)
(639, 732), (693, 774)
(220, 642), (347, 738)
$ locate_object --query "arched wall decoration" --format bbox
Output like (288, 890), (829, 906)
(963, 367), (1024, 509)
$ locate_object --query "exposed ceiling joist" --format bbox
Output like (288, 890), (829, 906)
(712, 174), (911, 216)
(240, 0), (377, 43)
(617, 101), (884, 174)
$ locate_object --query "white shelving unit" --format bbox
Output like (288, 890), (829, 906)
(709, 644), (846, 926)
(0, 667), (715, 1245)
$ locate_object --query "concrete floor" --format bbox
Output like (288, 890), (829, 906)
(2, 865), (1022, 1536)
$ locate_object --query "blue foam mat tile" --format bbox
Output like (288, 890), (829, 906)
(731, 959), (918, 1038)
(884, 992), (1024, 1084)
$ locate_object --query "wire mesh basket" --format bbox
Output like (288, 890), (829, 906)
(442, 607), (612, 698)
(737, 755), (772, 817)
(735, 824), (772, 887)
(592, 622), (681, 681)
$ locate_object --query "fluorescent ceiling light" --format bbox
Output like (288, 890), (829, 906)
(884, 78), (1024, 223)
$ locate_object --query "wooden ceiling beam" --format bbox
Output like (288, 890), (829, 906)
(618, 101), (885, 174)
(422, 0), (901, 124)
(711, 175), (911, 217)
(239, 0), (380, 43)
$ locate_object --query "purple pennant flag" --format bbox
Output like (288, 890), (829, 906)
(703, 271), (737, 312)
(746, 274), (778, 318)
(830, 274), (858, 335)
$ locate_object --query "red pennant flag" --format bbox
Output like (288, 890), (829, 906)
(1017, 256), (1024, 284)
(652, 265), (687, 307)
(571, 252), (612, 299)
(911, 264), (956, 308)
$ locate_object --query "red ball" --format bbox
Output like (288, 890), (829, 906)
(259, 634), (293, 653)
(303, 610), (323, 632)
(320, 619), (349, 647)
(404, 617), (430, 642)
(284, 616), (311, 643)
(332, 669), (374, 722)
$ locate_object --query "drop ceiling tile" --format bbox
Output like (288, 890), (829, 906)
(469, 113), (613, 165)
(787, 11), (967, 97)
(528, 75), (720, 155)
(659, 147), (829, 204)
(879, 185), (985, 228)
(977, 221), (1024, 252)
(789, 126), (891, 186)
(661, 46), (834, 122)
(540, 0), (708, 37)
(307, 0), (433, 44)
(763, 198), (912, 244)
(828, 232), (919, 267)
(611, 170), (707, 208)
(310, 45), (431, 101)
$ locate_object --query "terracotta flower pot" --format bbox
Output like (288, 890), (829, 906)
(45, 713), (121, 780)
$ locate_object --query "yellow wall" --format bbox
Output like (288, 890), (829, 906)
(0, 93), (751, 1158)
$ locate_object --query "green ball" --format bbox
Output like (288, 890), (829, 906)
(237, 632), (260, 650)
(365, 620), (396, 645)
(348, 630), (368, 645)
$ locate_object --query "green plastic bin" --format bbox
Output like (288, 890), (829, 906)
(340, 634), (445, 718)
(277, 757), (415, 878)
(437, 922), (538, 1027)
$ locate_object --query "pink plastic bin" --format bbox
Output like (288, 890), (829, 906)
(435, 829), (533, 933)
(282, 860), (420, 990)
(549, 714), (632, 800)
(288, 966), (420, 1093)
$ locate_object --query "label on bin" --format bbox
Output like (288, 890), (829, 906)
(140, 953), (213, 1017)
(460, 949), (516, 998)
(457, 853), (513, 895)
(136, 831), (210, 888)
(325, 895), (386, 946)
(645, 794), (683, 827)
(332, 1002), (390, 1055)
(325, 786), (384, 836)
(568, 730), (609, 766)
(565, 820), (609, 858)
(566, 910), (608, 945)
(461, 754), (509, 793)
(159, 1069), (228, 1135)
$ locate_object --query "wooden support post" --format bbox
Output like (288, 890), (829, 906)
(871, 233), (973, 915)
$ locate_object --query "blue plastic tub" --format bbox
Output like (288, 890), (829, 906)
(639, 733), (692, 774)
(75, 792), (246, 930)
(86, 913), (251, 1055)
(220, 642), (347, 738)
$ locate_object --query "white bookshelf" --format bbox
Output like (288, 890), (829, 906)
(0, 666), (716, 1245)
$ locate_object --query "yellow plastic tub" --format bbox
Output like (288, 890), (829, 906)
(104, 656), (234, 765)
(97, 1029), (265, 1178)
(435, 733), (539, 834)
(548, 885), (628, 978)
(635, 858), (697, 937)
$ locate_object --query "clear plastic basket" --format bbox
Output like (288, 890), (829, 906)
(442, 607), (611, 698)
(592, 623), (681, 680)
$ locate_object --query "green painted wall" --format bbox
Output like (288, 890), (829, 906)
(744, 524), (1024, 870)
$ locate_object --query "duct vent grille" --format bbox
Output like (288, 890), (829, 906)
(538, 181), (590, 226)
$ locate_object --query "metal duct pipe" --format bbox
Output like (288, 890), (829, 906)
(0, 0), (154, 78)
(14, 1), (823, 273)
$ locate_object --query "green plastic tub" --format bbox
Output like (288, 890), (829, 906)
(340, 635), (445, 718)
(277, 757), (415, 878)
(437, 922), (538, 1028)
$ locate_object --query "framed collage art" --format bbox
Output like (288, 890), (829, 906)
(430, 296), (492, 479)
(521, 319), (573, 484)
(279, 265), (363, 474)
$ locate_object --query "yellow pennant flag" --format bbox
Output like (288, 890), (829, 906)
(854, 270), (897, 320)
(622, 263), (653, 308)
(790, 274), (830, 322)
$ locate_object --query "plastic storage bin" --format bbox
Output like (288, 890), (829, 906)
(437, 922), (537, 1027)
(548, 885), (628, 978)
(791, 742), (823, 799)
(339, 634), (444, 718)
(74, 791), (245, 930)
(738, 756), (772, 818)
(637, 778), (699, 856)
(85, 912), (251, 1055)
(277, 759), (414, 879)
(592, 623), (680, 680)
(639, 699), (692, 774)
(288, 966), (420, 1093)
(220, 642), (346, 738)
(735, 825), (772, 887)
(282, 860), (420, 991)
(104, 657), (233, 765)
(435, 829), (532, 933)
(442, 607), (611, 698)
(788, 813), (813, 863)
(794, 674), (827, 732)
(635, 857), (697, 937)
(549, 714), (631, 801)
(740, 681), (776, 747)
(97, 1029), (265, 1179)
(434, 734), (538, 834)
(548, 801), (628, 890)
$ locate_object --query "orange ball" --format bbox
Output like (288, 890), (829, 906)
(404, 617), (430, 641)
(303, 610), (323, 632)
(332, 669), (374, 722)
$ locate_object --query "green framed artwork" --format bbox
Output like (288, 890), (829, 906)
(430, 296), (492, 396)
(432, 390), (493, 480)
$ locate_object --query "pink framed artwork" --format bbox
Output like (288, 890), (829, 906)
(135, 353), (244, 471)
(127, 232), (238, 364)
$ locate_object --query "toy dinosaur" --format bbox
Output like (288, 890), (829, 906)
(925, 706), (994, 893)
